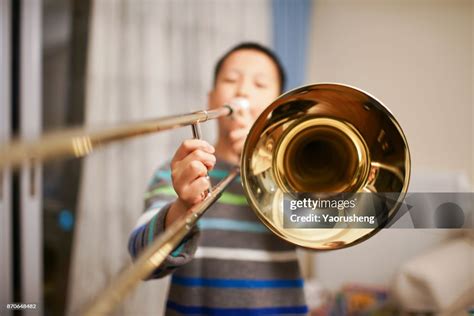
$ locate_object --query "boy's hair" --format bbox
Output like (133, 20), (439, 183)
(213, 42), (286, 93)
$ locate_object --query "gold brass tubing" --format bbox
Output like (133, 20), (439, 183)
(370, 161), (405, 183)
(0, 107), (232, 169)
(83, 168), (239, 316)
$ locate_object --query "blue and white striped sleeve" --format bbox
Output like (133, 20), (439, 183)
(128, 165), (200, 279)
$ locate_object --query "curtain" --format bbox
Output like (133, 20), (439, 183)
(66, 1), (270, 315)
(272, 0), (312, 91)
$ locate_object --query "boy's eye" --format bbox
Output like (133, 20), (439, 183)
(255, 82), (268, 89)
(222, 76), (238, 83)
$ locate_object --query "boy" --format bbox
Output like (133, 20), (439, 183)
(129, 43), (308, 315)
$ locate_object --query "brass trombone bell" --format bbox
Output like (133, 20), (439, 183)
(241, 83), (411, 250)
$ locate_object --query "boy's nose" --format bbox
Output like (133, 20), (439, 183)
(236, 79), (252, 98)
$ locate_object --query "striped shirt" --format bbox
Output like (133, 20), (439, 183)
(128, 160), (308, 315)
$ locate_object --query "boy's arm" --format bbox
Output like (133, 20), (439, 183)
(128, 167), (200, 279)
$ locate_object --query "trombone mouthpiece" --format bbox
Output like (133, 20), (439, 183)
(229, 97), (250, 110)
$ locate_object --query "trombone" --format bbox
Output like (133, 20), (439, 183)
(0, 83), (410, 315)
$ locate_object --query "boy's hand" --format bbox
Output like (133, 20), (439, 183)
(165, 139), (215, 228)
(170, 139), (216, 209)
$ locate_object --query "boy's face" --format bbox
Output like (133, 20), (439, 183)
(208, 49), (281, 137)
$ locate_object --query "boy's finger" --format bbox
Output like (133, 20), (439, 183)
(173, 139), (215, 162)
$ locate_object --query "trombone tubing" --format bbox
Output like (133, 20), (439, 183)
(0, 107), (232, 169)
(83, 169), (239, 316)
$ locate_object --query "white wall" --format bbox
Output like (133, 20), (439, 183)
(306, 0), (473, 290)
(307, 0), (473, 187)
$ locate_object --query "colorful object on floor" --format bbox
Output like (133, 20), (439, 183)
(329, 284), (391, 316)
